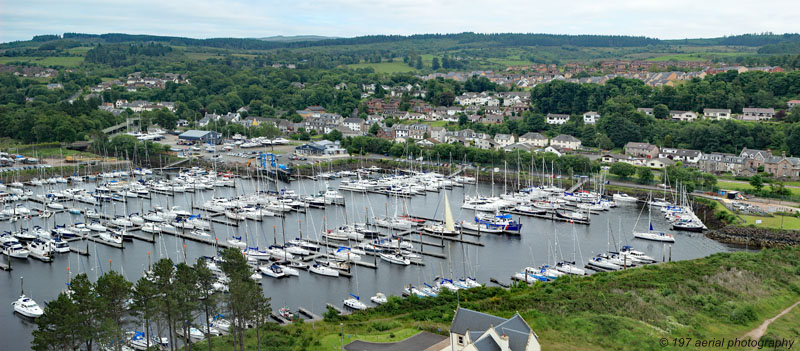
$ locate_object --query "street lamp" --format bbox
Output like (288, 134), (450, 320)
(340, 323), (344, 350)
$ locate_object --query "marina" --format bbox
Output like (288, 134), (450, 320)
(0, 166), (739, 349)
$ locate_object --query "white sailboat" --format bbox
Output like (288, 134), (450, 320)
(12, 277), (43, 318)
(422, 192), (459, 236)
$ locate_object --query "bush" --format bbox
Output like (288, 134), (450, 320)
(730, 305), (757, 325)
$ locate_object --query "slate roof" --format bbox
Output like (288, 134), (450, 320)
(552, 134), (579, 143)
(520, 132), (546, 140)
(473, 336), (502, 351)
(450, 307), (507, 335)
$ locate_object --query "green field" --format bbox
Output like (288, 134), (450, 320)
(345, 59), (418, 73)
(718, 180), (800, 197)
(0, 56), (84, 67)
(319, 328), (419, 350)
(762, 303), (800, 348)
(740, 214), (800, 230)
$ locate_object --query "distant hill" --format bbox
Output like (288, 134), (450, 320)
(257, 35), (340, 42)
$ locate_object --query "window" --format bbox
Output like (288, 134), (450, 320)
(457, 335), (464, 345)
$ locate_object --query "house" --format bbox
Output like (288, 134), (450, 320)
(740, 147), (772, 171)
(294, 140), (346, 156)
(342, 118), (364, 133)
(583, 111), (601, 124)
(624, 142), (659, 158)
(637, 108), (654, 116)
(550, 134), (581, 150)
(741, 108), (775, 121)
(763, 152), (800, 179)
(474, 138), (496, 150)
(646, 158), (675, 169)
(700, 153), (745, 175)
(670, 110), (698, 122)
(658, 148), (702, 164)
(519, 132), (548, 147)
(543, 146), (564, 157)
(789, 100), (800, 109)
(703, 108), (732, 120)
(494, 134), (515, 148)
(481, 114), (504, 124)
(46, 83), (63, 90)
(430, 126), (446, 142)
(408, 124), (429, 140)
(503, 142), (538, 152)
(545, 113), (570, 125)
(446, 307), (540, 351)
(393, 125), (410, 140)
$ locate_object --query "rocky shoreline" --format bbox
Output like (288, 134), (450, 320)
(705, 226), (800, 248)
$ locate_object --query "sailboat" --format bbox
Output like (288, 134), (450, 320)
(633, 194), (675, 243)
(423, 192), (459, 236)
(343, 293), (367, 310)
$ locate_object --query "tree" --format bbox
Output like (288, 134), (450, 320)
(750, 174), (764, 192)
(653, 104), (669, 119)
(415, 56), (423, 69)
(609, 162), (636, 179)
(195, 259), (219, 351)
(152, 259), (177, 351)
(32, 292), (80, 351)
(431, 57), (440, 70)
(70, 273), (101, 351)
(636, 167), (654, 184)
(324, 129), (343, 142)
(458, 114), (469, 126)
(595, 133), (614, 150)
(95, 270), (133, 351)
(368, 123), (380, 136)
(173, 263), (199, 351)
(131, 274), (159, 351)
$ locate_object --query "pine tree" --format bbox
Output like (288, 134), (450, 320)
(96, 270), (133, 351)
(131, 274), (159, 351)
(195, 259), (219, 351)
(32, 292), (80, 351)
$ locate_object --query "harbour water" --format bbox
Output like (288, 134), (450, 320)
(0, 174), (740, 349)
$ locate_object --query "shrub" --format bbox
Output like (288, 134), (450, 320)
(730, 305), (757, 325)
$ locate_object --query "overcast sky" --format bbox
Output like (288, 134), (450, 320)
(1, 0), (798, 43)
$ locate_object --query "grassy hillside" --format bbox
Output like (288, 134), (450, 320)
(199, 246), (800, 351)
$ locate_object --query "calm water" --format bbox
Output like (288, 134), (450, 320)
(0, 176), (740, 349)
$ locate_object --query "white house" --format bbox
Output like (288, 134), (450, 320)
(670, 111), (698, 122)
(494, 134), (515, 148)
(703, 108), (732, 120)
(789, 100), (800, 109)
(341, 117), (364, 133)
(741, 108), (775, 121)
(646, 158), (675, 169)
(445, 307), (540, 351)
(659, 148), (703, 164)
(550, 134), (581, 150)
(546, 113), (570, 125)
(519, 132), (548, 147)
(583, 111), (601, 124)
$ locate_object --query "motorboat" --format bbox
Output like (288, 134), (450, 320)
(343, 294), (367, 310)
(279, 307), (295, 321)
(13, 294), (43, 318)
(12, 278), (43, 318)
(27, 238), (53, 262)
(1, 235), (30, 258)
(52, 237), (70, 253)
(259, 264), (286, 278)
(370, 293), (388, 305)
(176, 326), (205, 342)
(612, 193), (639, 203)
(99, 230), (123, 245)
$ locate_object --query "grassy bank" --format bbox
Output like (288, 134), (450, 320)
(198, 246), (800, 351)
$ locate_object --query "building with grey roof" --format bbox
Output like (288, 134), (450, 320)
(448, 307), (540, 351)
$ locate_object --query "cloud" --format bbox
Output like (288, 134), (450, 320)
(0, 0), (798, 43)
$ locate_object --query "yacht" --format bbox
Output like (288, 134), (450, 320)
(379, 252), (411, 265)
(52, 237), (70, 253)
(370, 293), (388, 305)
(612, 193), (639, 203)
(27, 238), (53, 262)
(343, 294), (367, 310)
(555, 261), (587, 275)
(259, 264), (286, 278)
(99, 230), (123, 245)
(1, 235), (30, 258)
(12, 278), (43, 318)
(633, 230), (675, 243)
(587, 257), (622, 271)
(309, 262), (339, 277)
